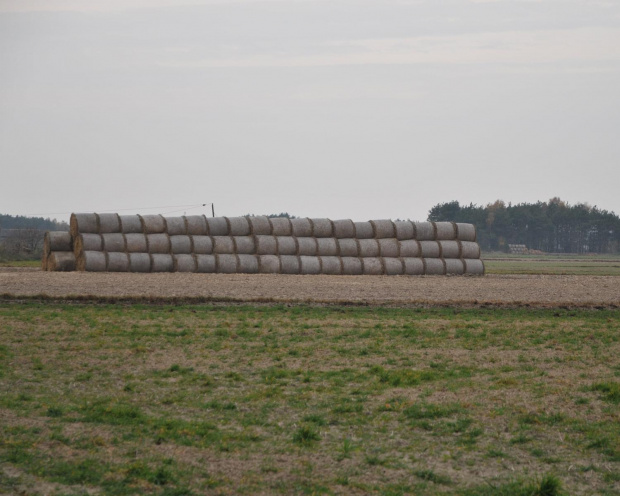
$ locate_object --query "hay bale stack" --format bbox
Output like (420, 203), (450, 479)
(414, 222), (434, 241)
(321, 256), (342, 275)
(297, 238), (318, 256)
(228, 217), (251, 236)
(270, 217), (292, 236)
(420, 241), (440, 258)
(435, 222), (456, 240)
(358, 239), (379, 257)
(255, 235), (277, 255)
(312, 219), (333, 238)
(186, 215), (208, 235)
(291, 218), (313, 237)
(445, 259), (465, 275)
(102, 233), (125, 253)
(129, 253), (151, 272)
(175, 254), (197, 272)
(461, 241), (481, 259)
(384, 258), (404, 276)
(151, 254), (174, 272)
(362, 258), (383, 275)
(456, 223), (477, 242)
(234, 236), (255, 255)
(141, 215), (166, 234)
(119, 215), (143, 233)
(44, 231), (72, 255)
(147, 234), (170, 254)
(280, 255), (300, 274)
(354, 222), (374, 239)
(213, 236), (234, 254)
(107, 252), (129, 272)
(342, 257), (363, 275)
(276, 237), (297, 256)
(464, 259), (485, 275)
(195, 255), (217, 273)
(333, 219), (355, 238)
(98, 213), (121, 233)
(439, 240), (461, 259)
(238, 254), (259, 274)
(166, 217), (187, 236)
(403, 257), (424, 275)
(399, 240), (420, 258)
(378, 239), (399, 258)
(299, 256), (321, 275)
(217, 254), (238, 274)
(259, 255), (281, 274)
(424, 258), (445, 275)
(394, 220), (414, 240)
(77, 251), (106, 272)
(192, 236), (213, 254)
(70, 213), (98, 238)
(125, 234), (148, 253)
(170, 235), (192, 254)
(338, 239), (359, 257)
(47, 252), (76, 272)
(317, 238), (338, 256)
(73, 234), (103, 255)
(248, 216), (272, 235)
(371, 219), (395, 239)
(207, 217), (228, 236)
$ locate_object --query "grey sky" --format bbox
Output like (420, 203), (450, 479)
(1, 0), (619, 222)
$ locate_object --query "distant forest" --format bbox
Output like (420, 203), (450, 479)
(0, 214), (68, 260)
(428, 198), (620, 254)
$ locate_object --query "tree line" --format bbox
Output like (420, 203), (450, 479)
(0, 214), (68, 260)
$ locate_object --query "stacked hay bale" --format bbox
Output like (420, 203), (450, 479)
(42, 231), (75, 271)
(43, 213), (484, 275)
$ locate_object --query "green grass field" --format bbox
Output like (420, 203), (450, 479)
(1, 303), (619, 495)
(482, 254), (620, 276)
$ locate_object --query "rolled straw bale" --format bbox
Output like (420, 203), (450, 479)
(299, 256), (321, 275)
(399, 240), (420, 258)
(234, 236), (255, 255)
(259, 255), (281, 274)
(370, 219), (395, 239)
(227, 217), (251, 236)
(98, 213), (120, 233)
(317, 238), (338, 256)
(456, 223), (477, 242)
(270, 217), (292, 236)
(125, 234), (147, 253)
(394, 220), (415, 240)
(119, 215), (143, 233)
(333, 219), (355, 238)
(297, 238), (318, 256)
(237, 254), (259, 274)
(341, 257), (363, 275)
(414, 222), (434, 241)
(102, 233), (125, 253)
(195, 255), (217, 273)
(166, 217), (187, 236)
(70, 213), (98, 238)
(129, 253), (151, 273)
(338, 239), (359, 257)
(439, 240), (461, 259)
(280, 255), (300, 274)
(291, 218), (313, 237)
(312, 219), (333, 238)
(362, 257), (383, 275)
(248, 216), (272, 235)
(445, 258), (465, 275)
(384, 258), (404, 276)
(255, 235), (277, 255)
(207, 217), (229, 236)
(213, 236), (235, 254)
(107, 252), (129, 272)
(175, 254), (196, 273)
(320, 256), (341, 275)
(141, 215), (166, 234)
(419, 241), (440, 258)
(147, 234), (171, 254)
(47, 252), (76, 272)
(170, 235), (192, 254)
(41, 252), (48, 271)
(192, 236), (213, 255)
(461, 241), (481, 259)
(151, 254), (174, 272)
(217, 254), (238, 274)
(74, 234), (103, 254)
(358, 239), (379, 257)
(44, 231), (72, 255)
(276, 236), (297, 255)
(354, 221), (374, 239)
(186, 215), (208, 235)
(78, 251), (106, 272)
(463, 259), (485, 275)
(424, 258), (446, 275)
(378, 239), (399, 258)
(435, 222), (456, 240)
(402, 257), (424, 275)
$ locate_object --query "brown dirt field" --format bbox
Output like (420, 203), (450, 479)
(1, 268), (618, 307)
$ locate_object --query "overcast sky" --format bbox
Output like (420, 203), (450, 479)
(1, 0), (619, 222)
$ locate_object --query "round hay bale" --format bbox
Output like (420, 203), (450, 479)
(77, 251), (106, 272)
(370, 219), (395, 238)
(166, 216), (187, 236)
(312, 218), (333, 238)
(297, 238), (318, 256)
(362, 257), (383, 275)
(461, 241), (481, 259)
(255, 235), (277, 255)
(102, 233), (125, 252)
(420, 241), (440, 258)
(170, 235), (192, 254)
(378, 239), (399, 258)
(280, 255), (300, 274)
(456, 223), (477, 242)
(74, 234), (103, 255)
(358, 239), (379, 257)
(141, 215), (166, 234)
(237, 254), (259, 274)
(129, 253), (151, 273)
(175, 254), (196, 272)
(195, 254), (217, 273)
(192, 236), (213, 255)
(291, 218), (313, 237)
(464, 259), (485, 275)
(270, 217), (292, 236)
(119, 215), (143, 234)
(185, 215), (208, 235)
(435, 222), (456, 240)
(333, 219), (355, 238)
(213, 236), (234, 254)
(234, 236), (256, 254)
(125, 234), (148, 253)
(402, 257), (424, 275)
(338, 239), (359, 257)
(394, 220), (414, 240)
(44, 231), (72, 255)
(321, 256), (342, 275)
(47, 252), (76, 272)
(399, 240), (420, 258)
(424, 258), (445, 275)
(151, 254), (174, 272)
(259, 255), (281, 274)
(147, 234), (171, 254)
(354, 221), (374, 239)
(445, 258), (465, 275)
(107, 252), (129, 272)
(317, 238), (338, 256)
(341, 257), (363, 275)
(98, 213), (120, 233)
(414, 222), (434, 241)
(439, 240), (461, 259)
(206, 217), (229, 236)
(227, 217), (251, 236)
(276, 236), (297, 255)
(41, 252), (48, 271)
(299, 256), (321, 275)
(217, 254), (238, 274)
(248, 216), (272, 235)
(384, 258), (404, 276)
(70, 213), (98, 237)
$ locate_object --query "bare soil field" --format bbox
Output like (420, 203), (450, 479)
(1, 268), (618, 307)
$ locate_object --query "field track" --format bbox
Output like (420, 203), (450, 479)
(1, 268), (618, 307)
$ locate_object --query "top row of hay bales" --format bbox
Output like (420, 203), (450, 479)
(70, 214), (477, 242)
